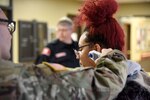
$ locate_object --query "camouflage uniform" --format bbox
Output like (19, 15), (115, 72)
(0, 50), (128, 100)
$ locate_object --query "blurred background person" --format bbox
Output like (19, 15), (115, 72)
(35, 16), (80, 68)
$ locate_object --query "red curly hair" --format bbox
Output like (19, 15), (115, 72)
(76, 0), (125, 51)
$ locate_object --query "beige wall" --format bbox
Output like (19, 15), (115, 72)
(13, 0), (81, 27)
(9, 0), (150, 62)
(117, 3), (150, 17)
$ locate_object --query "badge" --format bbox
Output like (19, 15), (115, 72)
(55, 52), (66, 58)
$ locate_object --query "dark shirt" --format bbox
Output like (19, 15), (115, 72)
(35, 39), (80, 68)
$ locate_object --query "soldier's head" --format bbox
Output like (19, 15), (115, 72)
(75, 0), (125, 67)
(56, 16), (73, 44)
(0, 8), (15, 60)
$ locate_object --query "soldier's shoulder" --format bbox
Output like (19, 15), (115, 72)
(100, 49), (127, 61)
(0, 60), (25, 83)
(0, 59), (24, 69)
(0, 60), (42, 100)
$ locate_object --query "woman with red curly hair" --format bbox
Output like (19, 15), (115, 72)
(75, 0), (126, 68)
(75, 0), (150, 100)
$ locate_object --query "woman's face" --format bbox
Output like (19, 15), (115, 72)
(77, 32), (96, 67)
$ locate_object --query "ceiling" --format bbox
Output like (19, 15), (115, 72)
(76, 0), (150, 3)
(117, 0), (150, 3)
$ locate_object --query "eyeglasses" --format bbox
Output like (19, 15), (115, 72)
(0, 18), (16, 35)
(78, 44), (91, 51)
(74, 44), (91, 58)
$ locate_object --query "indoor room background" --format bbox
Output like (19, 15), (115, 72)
(0, 0), (150, 71)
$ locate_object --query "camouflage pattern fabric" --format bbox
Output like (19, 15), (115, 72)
(0, 50), (128, 100)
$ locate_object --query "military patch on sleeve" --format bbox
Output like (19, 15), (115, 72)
(42, 47), (51, 56)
